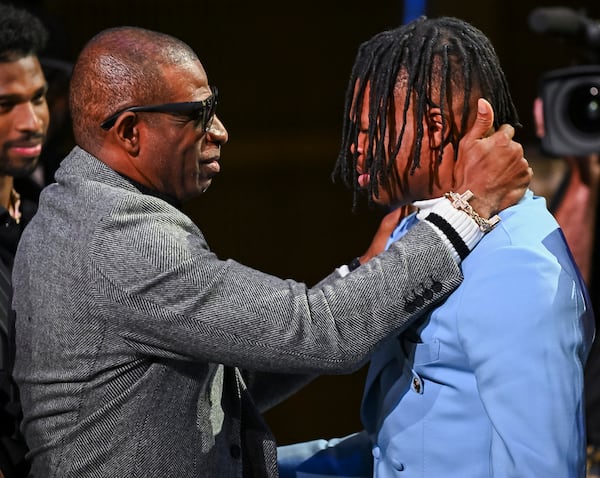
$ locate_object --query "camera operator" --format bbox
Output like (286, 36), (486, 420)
(532, 97), (600, 284)
(529, 7), (600, 476)
(532, 93), (600, 478)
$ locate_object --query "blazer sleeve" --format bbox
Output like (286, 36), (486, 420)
(93, 204), (463, 374)
(241, 370), (317, 412)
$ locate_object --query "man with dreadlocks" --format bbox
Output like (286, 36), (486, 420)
(9, 21), (535, 477)
(278, 16), (594, 478)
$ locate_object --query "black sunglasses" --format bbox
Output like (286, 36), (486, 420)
(100, 86), (218, 131)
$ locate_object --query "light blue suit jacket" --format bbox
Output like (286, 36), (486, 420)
(278, 191), (595, 478)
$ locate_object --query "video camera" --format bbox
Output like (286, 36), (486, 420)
(529, 6), (600, 156)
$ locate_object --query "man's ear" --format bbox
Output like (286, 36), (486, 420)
(427, 107), (445, 149)
(113, 112), (141, 156)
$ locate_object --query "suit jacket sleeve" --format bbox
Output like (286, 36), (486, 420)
(92, 200), (462, 375)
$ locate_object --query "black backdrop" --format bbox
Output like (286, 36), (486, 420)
(12, 0), (600, 444)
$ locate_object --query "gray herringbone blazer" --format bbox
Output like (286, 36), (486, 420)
(12, 147), (461, 477)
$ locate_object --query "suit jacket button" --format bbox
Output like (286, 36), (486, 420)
(404, 300), (416, 313)
(413, 295), (424, 307)
(411, 372), (424, 394)
(372, 446), (381, 459)
(431, 280), (442, 292)
(422, 288), (433, 300)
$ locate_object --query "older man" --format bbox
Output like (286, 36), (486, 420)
(12, 26), (529, 477)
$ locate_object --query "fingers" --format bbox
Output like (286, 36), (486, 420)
(464, 98), (495, 140)
(496, 123), (516, 141)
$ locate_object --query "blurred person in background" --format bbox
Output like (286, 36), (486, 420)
(0, 2), (49, 477)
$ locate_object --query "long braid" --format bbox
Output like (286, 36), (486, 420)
(333, 16), (520, 208)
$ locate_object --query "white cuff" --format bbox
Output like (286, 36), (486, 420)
(415, 197), (484, 263)
(337, 264), (351, 278)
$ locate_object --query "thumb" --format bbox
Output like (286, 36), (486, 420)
(465, 98), (495, 140)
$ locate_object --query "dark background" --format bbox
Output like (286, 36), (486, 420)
(12, 0), (600, 444)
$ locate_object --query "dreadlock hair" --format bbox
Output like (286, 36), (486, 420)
(333, 16), (519, 209)
(0, 2), (48, 62)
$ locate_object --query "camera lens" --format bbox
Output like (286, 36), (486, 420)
(539, 65), (600, 156)
(566, 83), (600, 134)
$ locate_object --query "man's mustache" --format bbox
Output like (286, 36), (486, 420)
(4, 132), (46, 148)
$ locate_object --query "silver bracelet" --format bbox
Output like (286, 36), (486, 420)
(444, 190), (500, 233)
